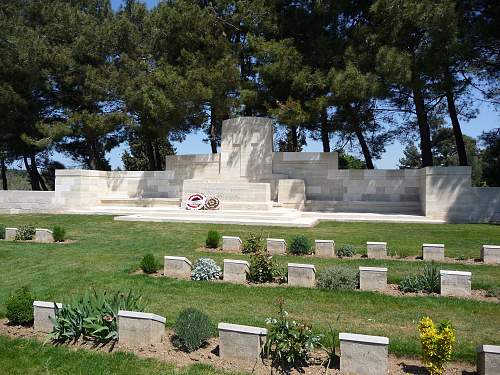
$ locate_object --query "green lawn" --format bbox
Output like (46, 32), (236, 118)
(0, 214), (499, 363)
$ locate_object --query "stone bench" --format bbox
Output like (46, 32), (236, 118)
(117, 310), (166, 347)
(222, 236), (242, 252)
(339, 332), (389, 375)
(35, 228), (54, 243)
(367, 242), (387, 259)
(287, 263), (315, 288)
(359, 267), (387, 291)
(422, 243), (445, 261)
(5, 228), (17, 240)
(440, 270), (471, 297)
(33, 301), (63, 333)
(477, 345), (500, 375)
(218, 322), (267, 362)
(481, 245), (500, 264)
(315, 240), (335, 258)
(164, 256), (192, 279)
(267, 238), (286, 255)
(223, 259), (249, 283)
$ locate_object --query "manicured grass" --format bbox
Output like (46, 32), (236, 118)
(0, 214), (499, 362)
(0, 335), (239, 375)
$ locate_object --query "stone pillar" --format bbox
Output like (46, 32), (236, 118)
(5, 228), (17, 240)
(481, 245), (500, 264)
(339, 332), (389, 375)
(33, 301), (63, 333)
(367, 242), (387, 259)
(35, 229), (54, 243)
(477, 345), (500, 375)
(223, 259), (249, 284)
(422, 243), (445, 261)
(117, 310), (166, 347)
(287, 263), (316, 288)
(277, 179), (306, 209)
(222, 236), (242, 252)
(164, 256), (192, 279)
(315, 240), (335, 258)
(440, 270), (471, 297)
(267, 238), (286, 255)
(359, 267), (387, 291)
(218, 322), (267, 362)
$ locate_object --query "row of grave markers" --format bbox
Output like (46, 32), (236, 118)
(32, 301), (500, 375)
(223, 236), (500, 264)
(3, 227), (54, 242)
(165, 256), (473, 296)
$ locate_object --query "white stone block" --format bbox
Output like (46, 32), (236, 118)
(222, 236), (242, 252)
(223, 259), (249, 284)
(35, 228), (54, 243)
(440, 270), (471, 297)
(5, 228), (17, 240)
(481, 245), (500, 264)
(477, 345), (500, 375)
(367, 242), (387, 259)
(315, 240), (335, 258)
(359, 267), (387, 291)
(422, 243), (445, 261)
(340, 332), (389, 375)
(287, 263), (315, 288)
(117, 310), (166, 347)
(218, 322), (267, 362)
(267, 238), (286, 255)
(164, 256), (192, 279)
(33, 301), (63, 333)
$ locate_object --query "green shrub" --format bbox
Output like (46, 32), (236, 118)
(248, 251), (274, 283)
(272, 263), (288, 284)
(419, 317), (455, 375)
(15, 224), (36, 241)
(0, 224), (5, 239)
(205, 230), (221, 249)
(317, 267), (358, 290)
(336, 244), (355, 257)
(6, 287), (34, 326)
(242, 232), (264, 254)
(191, 258), (222, 280)
(173, 308), (213, 352)
(50, 290), (144, 344)
(52, 226), (66, 242)
(288, 235), (313, 255)
(140, 253), (160, 274)
(398, 264), (440, 293)
(486, 287), (500, 298)
(263, 299), (322, 372)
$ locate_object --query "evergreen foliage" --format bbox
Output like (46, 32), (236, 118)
(6, 287), (34, 326)
(173, 308), (213, 353)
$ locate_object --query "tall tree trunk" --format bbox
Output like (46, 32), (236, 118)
(290, 126), (299, 152)
(30, 154), (47, 191)
(209, 105), (218, 154)
(320, 109), (330, 152)
(355, 129), (375, 169)
(23, 154), (40, 191)
(444, 74), (468, 166)
(411, 84), (433, 167)
(144, 138), (155, 171)
(154, 141), (163, 170)
(0, 157), (7, 190)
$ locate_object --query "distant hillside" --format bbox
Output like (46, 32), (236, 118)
(2, 170), (31, 190)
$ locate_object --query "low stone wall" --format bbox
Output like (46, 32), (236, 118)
(0, 191), (56, 213)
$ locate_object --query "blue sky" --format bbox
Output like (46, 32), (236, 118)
(53, 0), (500, 170)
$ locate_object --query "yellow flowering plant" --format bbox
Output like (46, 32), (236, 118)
(418, 316), (456, 375)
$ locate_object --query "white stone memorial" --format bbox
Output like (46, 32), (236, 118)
(422, 243), (445, 261)
(477, 345), (500, 375)
(315, 240), (335, 258)
(267, 238), (286, 255)
(164, 256), (192, 279)
(367, 242), (387, 258)
(359, 267), (387, 291)
(339, 332), (389, 375)
(218, 322), (267, 362)
(223, 259), (249, 284)
(481, 245), (500, 264)
(5, 228), (17, 240)
(440, 270), (471, 297)
(117, 310), (166, 347)
(287, 263), (315, 288)
(33, 301), (63, 333)
(35, 228), (54, 243)
(222, 236), (242, 252)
